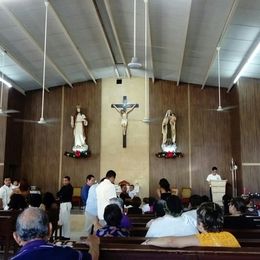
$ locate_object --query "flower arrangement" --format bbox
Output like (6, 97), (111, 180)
(64, 150), (90, 159)
(156, 151), (183, 159)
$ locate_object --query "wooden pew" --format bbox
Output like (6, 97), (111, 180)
(225, 228), (260, 247)
(74, 238), (260, 260)
(128, 227), (260, 247)
(0, 210), (21, 259)
(128, 214), (155, 228)
(98, 244), (260, 260)
(74, 237), (260, 260)
(130, 226), (148, 237)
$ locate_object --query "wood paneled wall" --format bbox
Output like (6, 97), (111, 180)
(237, 78), (260, 193)
(149, 80), (189, 197)
(62, 81), (101, 189)
(5, 77), (260, 196)
(19, 81), (101, 195)
(4, 88), (25, 180)
(20, 88), (62, 194)
(149, 80), (237, 197)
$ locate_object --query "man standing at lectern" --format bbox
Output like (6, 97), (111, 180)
(206, 167), (221, 201)
(207, 167), (221, 182)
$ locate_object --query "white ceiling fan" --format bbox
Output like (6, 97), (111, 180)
(128, 0), (142, 69)
(15, 0), (58, 125)
(0, 52), (19, 117)
(209, 47), (236, 112)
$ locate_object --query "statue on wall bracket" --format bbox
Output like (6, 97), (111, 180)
(71, 105), (88, 152)
(156, 109), (183, 159)
(161, 109), (177, 152)
(64, 105), (90, 159)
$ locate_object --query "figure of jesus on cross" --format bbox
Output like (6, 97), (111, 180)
(111, 96), (139, 147)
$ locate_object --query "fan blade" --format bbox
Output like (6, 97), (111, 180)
(46, 118), (59, 123)
(221, 105), (237, 111)
(4, 109), (20, 113)
(204, 105), (237, 112)
(14, 117), (59, 125)
(14, 118), (39, 123)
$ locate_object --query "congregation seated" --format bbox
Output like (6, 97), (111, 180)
(96, 204), (130, 237)
(28, 193), (42, 207)
(222, 194), (232, 214)
(119, 184), (131, 206)
(109, 197), (132, 229)
(243, 196), (259, 216)
(146, 200), (165, 228)
(224, 197), (256, 229)
(11, 207), (98, 260)
(8, 194), (27, 210)
(141, 197), (156, 214)
(145, 195), (198, 237)
(128, 197), (142, 215)
(182, 194), (202, 229)
(200, 195), (210, 203)
(229, 197), (247, 216)
(156, 178), (172, 201)
(143, 202), (240, 248)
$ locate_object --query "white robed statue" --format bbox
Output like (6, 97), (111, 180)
(71, 105), (88, 152)
(161, 109), (177, 152)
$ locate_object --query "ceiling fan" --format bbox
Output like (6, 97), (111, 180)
(0, 52), (19, 117)
(15, 0), (58, 125)
(128, 0), (142, 69)
(208, 47), (236, 112)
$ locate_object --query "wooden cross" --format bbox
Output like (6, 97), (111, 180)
(111, 96), (139, 148)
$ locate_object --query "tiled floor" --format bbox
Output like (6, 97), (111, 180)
(70, 208), (86, 240)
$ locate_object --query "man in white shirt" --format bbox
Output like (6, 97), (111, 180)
(145, 195), (198, 238)
(206, 166), (221, 201)
(0, 177), (13, 210)
(96, 170), (117, 222)
(182, 195), (202, 229)
(206, 166), (221, 183)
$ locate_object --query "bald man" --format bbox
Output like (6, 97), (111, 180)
(12, 207), (99, 260)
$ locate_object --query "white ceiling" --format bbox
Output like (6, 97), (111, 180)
(0, 0), (259, 93)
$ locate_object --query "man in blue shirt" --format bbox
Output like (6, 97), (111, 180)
(12, 207), (99, 260)
(81, 175), (95, 208)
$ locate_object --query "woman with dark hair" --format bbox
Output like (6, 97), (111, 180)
(128, 196), (142, 215)
(224, 197), (254, 229)
(8, 193), (27, 210)
(228, 197), (247, 215)
(12, 178), (30, 197)
(96, 204), (129, 237)
(145, 195), (197, 237)
(40, 192), (59, 241)
(156, 178), (172, 200)
(143, 202), (240, 248)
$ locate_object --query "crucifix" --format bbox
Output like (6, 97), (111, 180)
(111, 96), (139, 148)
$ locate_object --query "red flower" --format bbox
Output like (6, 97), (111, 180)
(166, 152), (174, 158)
(75, 151), (81, 158)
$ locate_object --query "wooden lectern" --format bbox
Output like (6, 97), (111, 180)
(210, 180), (227, 206)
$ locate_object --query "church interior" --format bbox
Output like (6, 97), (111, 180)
(0, 0), (260, 199)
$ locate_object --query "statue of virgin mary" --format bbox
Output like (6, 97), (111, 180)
(71, 105), (88, 152)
